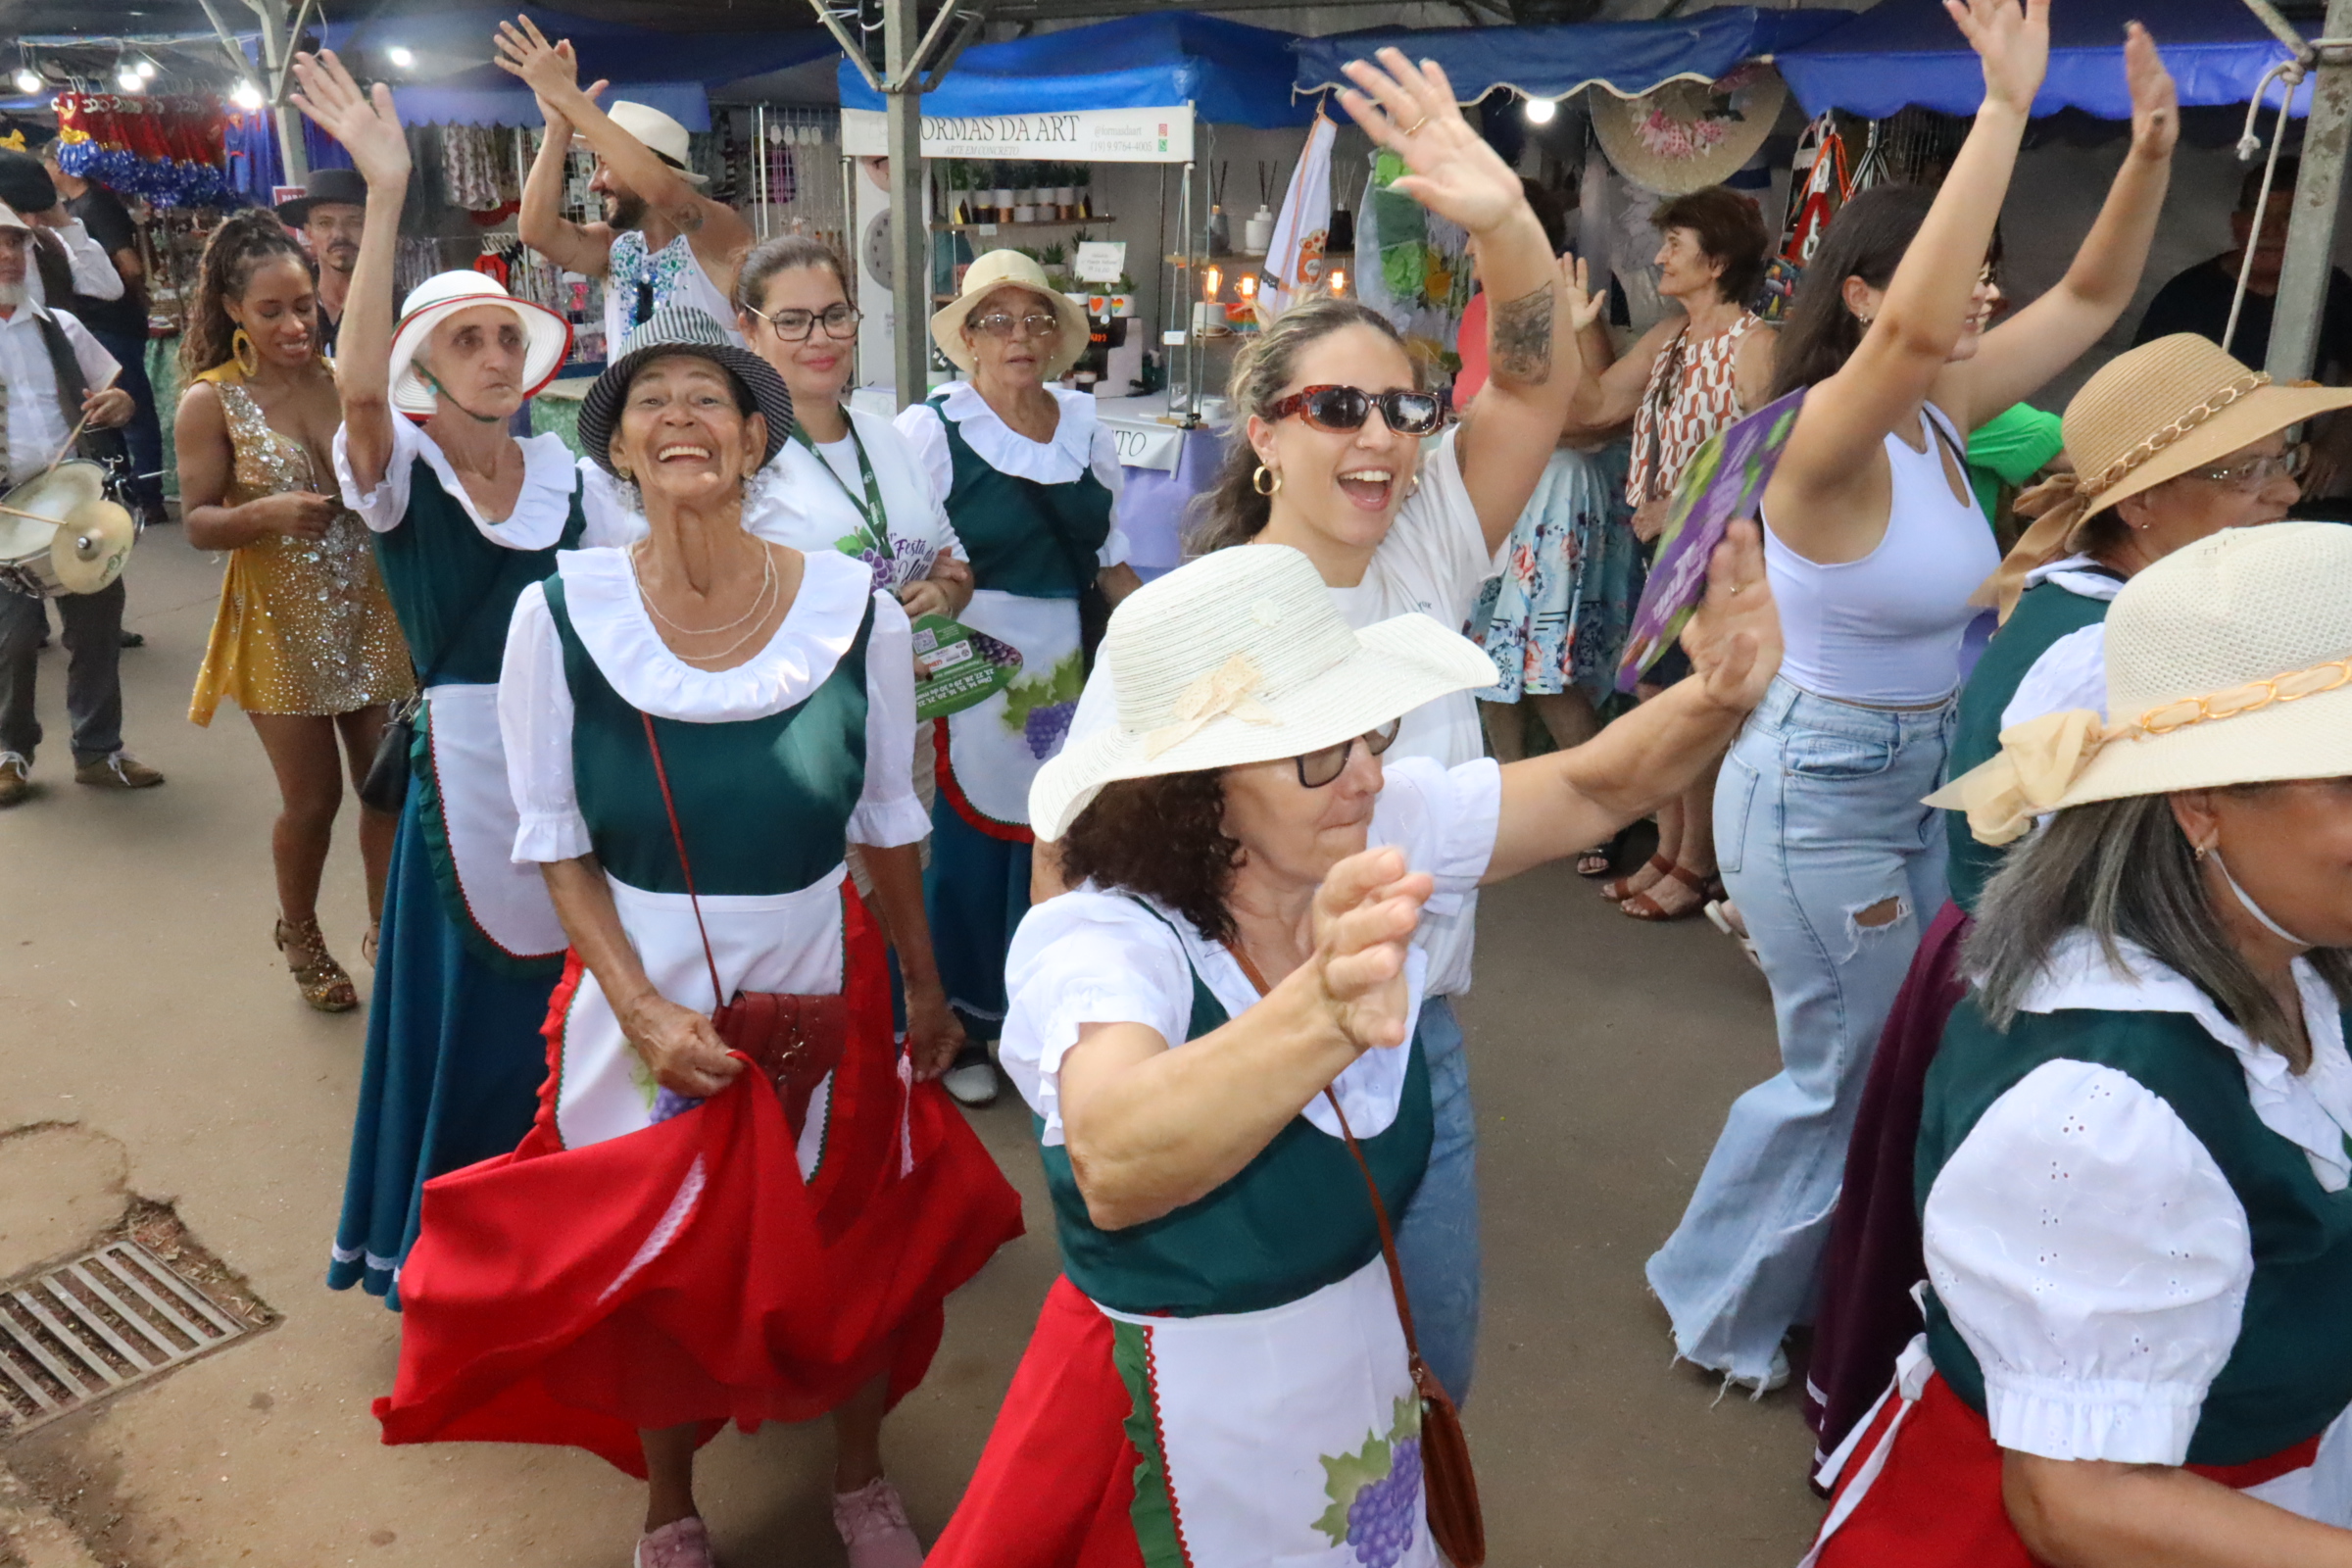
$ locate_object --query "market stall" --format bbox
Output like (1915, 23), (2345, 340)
(839, 10), (1318, 574)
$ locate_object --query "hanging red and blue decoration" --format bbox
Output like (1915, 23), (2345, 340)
(53, 93), (239, 208)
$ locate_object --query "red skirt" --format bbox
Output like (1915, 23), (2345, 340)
(1811, 1370), (2325, 1567)
(927, 1276), (1150, 1568)
(372, 895), (1025, 1476)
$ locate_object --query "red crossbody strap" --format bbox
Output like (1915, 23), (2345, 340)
(1225, 945), (1422, 1359)
(638, 710), (726, 1007)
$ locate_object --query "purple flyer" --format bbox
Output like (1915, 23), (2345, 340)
(1616, 387), (1805, 693)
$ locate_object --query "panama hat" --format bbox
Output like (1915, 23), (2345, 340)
(274, 167), (368, 225)
(1933, 522), (2352, 847)
(1986, 333), (2352, 618)
(599, 101), (709, 186)
(929, 250), (1090, 380)
(0, 201), (27, 234)
(385, 270), (571, 417)
(1029, 545), (1497, 843)
(577, 304), (793, 478)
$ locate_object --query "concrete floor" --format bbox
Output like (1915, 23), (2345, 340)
(0, 527), (1825, 1567)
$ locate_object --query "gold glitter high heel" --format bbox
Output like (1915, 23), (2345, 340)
(274, 917), (358, 1012)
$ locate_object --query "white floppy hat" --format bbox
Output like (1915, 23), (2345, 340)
(1933, 521), (2352, 846)
(929, 249), (1090, 380)
(385, 270), (571, 417)
(598, 101), (710, 186)
(1029, 545), (1497, 843)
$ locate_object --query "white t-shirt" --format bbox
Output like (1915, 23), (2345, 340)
(1003, 756), (1501, 1149)
(1066, 425), (1501, 995)
(0, 304), (117, 483)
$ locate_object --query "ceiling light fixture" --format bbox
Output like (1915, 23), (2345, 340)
(13, 68), (39, 96)
(135, 59), (158, 80)
(1524, 94), (1557, 125)
(230, 79), (264, 111)
(385, 45), (415, 69)
(117, 66), (146, 93)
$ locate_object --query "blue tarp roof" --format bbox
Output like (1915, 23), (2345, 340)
(1778, 0), (2309, 120)
(1291, 7), (1850, 104)
(838, 12), (1314, 128)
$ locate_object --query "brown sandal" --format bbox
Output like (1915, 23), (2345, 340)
(1598, 854), (1672, 903)
(274, 916), (358, 1012)
(1620, 863), (1713, 922)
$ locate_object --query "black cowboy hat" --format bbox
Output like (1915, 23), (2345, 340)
(275, 167), (368, 226)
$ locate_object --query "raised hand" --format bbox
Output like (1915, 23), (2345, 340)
(1562, 254), (1604, 333)
(1307, 846), (1434, 1054)
(1679, 518), (1783, 714)
(288, 50), (410, 188)
(493, 15), (583, 105)
(2122, 22), (2178, 161)
(1944, 0), (2050, 116)
(1335, 47), (1523, 238)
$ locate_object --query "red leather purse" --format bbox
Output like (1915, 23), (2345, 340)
(641, 711), (845, 1133)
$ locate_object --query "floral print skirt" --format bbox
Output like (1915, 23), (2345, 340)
(1469, 443), (1641, 703)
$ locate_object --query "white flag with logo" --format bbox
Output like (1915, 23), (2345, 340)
(1261, 113), (1336, 319)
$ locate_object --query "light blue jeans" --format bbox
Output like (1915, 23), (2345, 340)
(1396, 996), (1479, 1406)
(1646, 676), (1954, 1383)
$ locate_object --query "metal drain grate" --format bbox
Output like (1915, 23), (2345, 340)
(0, 1241), (251, 1438)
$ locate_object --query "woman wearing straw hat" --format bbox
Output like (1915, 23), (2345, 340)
(175, 201), (413, 1013)
(1646, 3), (2183, 1398)
(374, 300), (1021, 1568)
(897, 247), (1145, 1103)
(291, 53), (585, 1306)
(931, 521), (1781, 1565)
(1805, 327), (2342, 1473)
(1807, 520), (2352, 1567)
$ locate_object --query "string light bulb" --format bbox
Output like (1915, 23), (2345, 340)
(1327, 266), (1348, 298)
(1524, 94), (1557, 125)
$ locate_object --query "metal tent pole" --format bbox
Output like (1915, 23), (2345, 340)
(2253, 0), (2352, 381)
(244, 0), (308, 184)
(884, 0), (929, 410)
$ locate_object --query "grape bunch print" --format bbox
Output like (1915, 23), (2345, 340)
(1000, 651), (1086, 761)
(1315, 1395), (1425, 1567)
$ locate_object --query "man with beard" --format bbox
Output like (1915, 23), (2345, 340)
(275, 168), (369, 356)
(0, 202), (154, 808)
(502, 16), (753, 358)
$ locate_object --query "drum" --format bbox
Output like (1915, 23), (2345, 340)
(0, 461), (136, 598)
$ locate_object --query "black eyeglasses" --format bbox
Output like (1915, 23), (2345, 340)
(1267, 384), (1447, 437)
(747, 302), (862, 342)
(1295, 718), (1403, 788)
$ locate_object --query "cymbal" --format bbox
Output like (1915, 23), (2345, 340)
(50, 496), (135, 594)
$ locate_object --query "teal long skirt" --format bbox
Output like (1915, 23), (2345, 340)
(922, 795), (1032, 1043)
(328, 792), (559, 1308)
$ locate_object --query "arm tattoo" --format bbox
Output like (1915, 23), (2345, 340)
(672, 202), (707, 234)
(1490, 282), (1557, 386)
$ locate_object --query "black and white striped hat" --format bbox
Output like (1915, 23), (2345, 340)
(577, 305), (794, 477)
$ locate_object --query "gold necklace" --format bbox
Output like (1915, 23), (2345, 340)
(629, 539), (776, 638)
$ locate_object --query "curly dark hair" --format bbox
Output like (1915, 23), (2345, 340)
(1056, 770), (1243, 944)
(181, 207), (311, 376)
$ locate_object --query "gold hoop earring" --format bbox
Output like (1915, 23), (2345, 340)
(1252, 465), (1282, 497)
(231, 326), (260, 378)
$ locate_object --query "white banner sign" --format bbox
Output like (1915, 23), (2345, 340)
(842, 105), (1195, 164)
(1099, 416), (1186, 473)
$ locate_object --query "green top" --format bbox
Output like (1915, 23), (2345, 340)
(1944, 576), (2116, 912)
(1920, 999), (2352, 1466)
(1042, 905), (1434, 1318)
(1965, 403), (2066, 530)
(542, 574), (874, 898)
(370, 457), (588, 688)
(930, 393), (1113, 600)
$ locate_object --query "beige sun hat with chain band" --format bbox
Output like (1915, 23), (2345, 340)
(1986, 333), (2352, 620)
(930, 250), (1091, 381)
(1933, 521), (2352, 846)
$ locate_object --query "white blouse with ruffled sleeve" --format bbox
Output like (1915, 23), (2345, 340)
(893, 381), (1131, 569)
(499, 545), (929, 866)
(1923, 934), (2352, 1466)
(331, 415), (579, 550)
(999, 755), (1501, 1151)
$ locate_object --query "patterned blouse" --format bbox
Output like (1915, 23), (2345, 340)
(1624, 311), (1763, 509)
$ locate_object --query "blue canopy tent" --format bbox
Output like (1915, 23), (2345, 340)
(837, 11), (1314, 129)
(1291, 7), (1851, 104)
(1777, 0), (2309, 120)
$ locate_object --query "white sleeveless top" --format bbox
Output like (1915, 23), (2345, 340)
(603, 230), (745, 356)
(1762, 404), (1998, 707)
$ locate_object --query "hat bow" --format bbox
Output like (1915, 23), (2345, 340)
(1144, 653), (1279, 760)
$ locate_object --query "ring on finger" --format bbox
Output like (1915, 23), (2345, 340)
(1398, 113), (1430, 135)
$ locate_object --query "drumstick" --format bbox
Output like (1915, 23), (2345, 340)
(43, 368), (123, 479)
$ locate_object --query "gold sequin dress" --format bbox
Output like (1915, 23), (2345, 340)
(188, 364), (414, 723)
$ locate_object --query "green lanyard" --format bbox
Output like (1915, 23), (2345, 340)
(792, 413), (893, 562)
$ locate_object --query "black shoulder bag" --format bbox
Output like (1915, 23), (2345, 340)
(1015, 472), (1113, 677)
(357, 566), (512, 815)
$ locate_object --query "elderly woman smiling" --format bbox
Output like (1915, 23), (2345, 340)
(930, 524), (1781, 1565)
(375, 306), (1022, 1568)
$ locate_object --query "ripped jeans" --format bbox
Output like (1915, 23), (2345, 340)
(1646, 676), (1955, 1384)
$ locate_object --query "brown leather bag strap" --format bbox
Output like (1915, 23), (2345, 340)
(638, 710), (726, 1006)
(1225, 944), (1422, 1359)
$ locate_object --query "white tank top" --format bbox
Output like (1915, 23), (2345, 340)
(1761, 404), (1998, 707)
(603, 230), (746, 358)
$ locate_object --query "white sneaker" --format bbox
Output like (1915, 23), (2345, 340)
(942, 1056), (999, 1106)
(833, 1477), (924, 1568)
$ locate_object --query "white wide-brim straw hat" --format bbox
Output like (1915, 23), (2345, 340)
(1933, 521), (2352, 846)
(930, 249), (1090, 380)
(602, 101), (710, 186)
(1029, 545), (1498, 843)
(386, 271), (571, 417)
